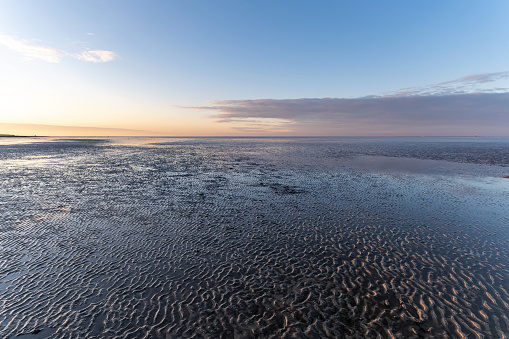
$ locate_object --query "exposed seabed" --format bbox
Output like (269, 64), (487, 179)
(0, 137), (508, 338)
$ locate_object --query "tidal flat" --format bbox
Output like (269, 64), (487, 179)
(0, 137), (508, 338)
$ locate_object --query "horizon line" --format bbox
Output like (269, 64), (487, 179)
(2, 135), (507, 138)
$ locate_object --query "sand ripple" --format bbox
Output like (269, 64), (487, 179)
(0, 138), (508, 338)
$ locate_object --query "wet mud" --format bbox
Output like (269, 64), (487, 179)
(0, 137), (508, 338)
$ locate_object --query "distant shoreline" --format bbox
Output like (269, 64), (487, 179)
(0, 134), (42, 138)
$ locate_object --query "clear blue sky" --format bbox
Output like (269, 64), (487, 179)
(1, 1), (508, 136)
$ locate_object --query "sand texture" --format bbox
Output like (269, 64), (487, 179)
(0, 137), (508, 338)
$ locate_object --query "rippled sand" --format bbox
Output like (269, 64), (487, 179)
(1, 137), (508, 338)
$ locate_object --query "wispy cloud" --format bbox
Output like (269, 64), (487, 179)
(386, 71), (509, 97)
(76, 50), (119, 63)
(0, 33), (119, 63)
(183, 73), (509, 135)
(0, 34), (65, 63)
(439, 72), (509, 85)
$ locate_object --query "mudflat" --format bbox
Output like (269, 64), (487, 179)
(1, 137), (508, 338)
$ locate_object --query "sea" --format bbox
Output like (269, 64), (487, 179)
(0, 136), (508, 338)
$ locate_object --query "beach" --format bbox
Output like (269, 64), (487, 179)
(1, 137), (508, 338)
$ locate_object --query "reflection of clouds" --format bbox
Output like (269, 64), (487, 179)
(0, 33), (119, 63)
(3, 155), (59, 169)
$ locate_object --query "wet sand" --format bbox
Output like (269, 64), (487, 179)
(0, 137), (508, 338)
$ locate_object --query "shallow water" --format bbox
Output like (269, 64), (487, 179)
(0, 137), (508, 338)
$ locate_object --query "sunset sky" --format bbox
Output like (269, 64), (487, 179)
(1, 1), (508, 136)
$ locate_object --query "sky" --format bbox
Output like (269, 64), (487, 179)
(0, 1), (508, 136)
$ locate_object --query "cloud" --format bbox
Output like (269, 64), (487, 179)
(192, 93), (509, 123)
(387, 71), (509, 97)
(183, 73), (509, 135)
(76, 50), (119, 63)
(0, 34), (65, 63)
(439, 72), (509, 85)
(0, 33), (118, 63)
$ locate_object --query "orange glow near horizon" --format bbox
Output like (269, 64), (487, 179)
(0, 121), (265, 137)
